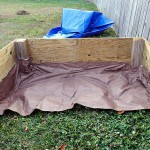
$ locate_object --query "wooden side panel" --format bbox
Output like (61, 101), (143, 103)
(26, 38), (133, 63)
(131, 38), (145, 66)
(0, 41), (16, 81)
(142, 40), (150, 70)
(15, 39), (28, 59)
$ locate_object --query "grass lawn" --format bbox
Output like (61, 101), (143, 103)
(0, 0), (150, 149)
(0, 0), (116, 49)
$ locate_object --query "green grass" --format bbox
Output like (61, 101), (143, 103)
(0, 0), (97, 49)
(0, 0), (116, 49)
(0, 0), (149, 149)
(0, 106), (150, 149)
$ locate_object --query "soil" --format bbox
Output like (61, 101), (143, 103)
(16, 10), (30, 15)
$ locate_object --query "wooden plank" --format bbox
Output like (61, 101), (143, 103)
(136, 0), (149, 37)
(131, 38), (145, 66)
(113, 0), (122, 33)
(142, 2), (150, 39)
(93, 0), (150, 41)
(15, 39), (28, 60)
(127, 0), (137, 37)
(130, 0), (141, 37)
(148, 31), (150, 41)
(26, 38), (133, 64)
(142, 39), (150, 70)
(119, 0), (125, 36)
(118, 0), (126, 37)
(0, 41), (16, 81)
(122, 0), (133, 37)
(105, 0), (110, 17)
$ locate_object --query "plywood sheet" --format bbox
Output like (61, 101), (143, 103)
(131, 38), (145, 66)
(26, 38), (133, 63)
(0, 41), (16, 81)
(142, 40), (150, 70)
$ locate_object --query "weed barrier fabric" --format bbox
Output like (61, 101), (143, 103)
(0, 60), (150, 116)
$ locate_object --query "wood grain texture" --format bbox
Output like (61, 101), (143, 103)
(26, 38), (133, 63)
(0, 41), (16, 81)
(142, 39), (150, 70)
(93, 0), (150, 41)
(131, 38), (145, 66)
(15, 39), (28, 59)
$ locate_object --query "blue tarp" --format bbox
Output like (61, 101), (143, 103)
(44, 8), (114, 38)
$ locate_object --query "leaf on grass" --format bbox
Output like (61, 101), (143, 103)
(24, 126), (28, 131)
(59, 144), (66, 150)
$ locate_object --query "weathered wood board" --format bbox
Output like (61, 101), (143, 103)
(131, 38), (145, 66)
(0, 41), (16, 81)
(93, 0), (150, 41)
(26, 38), (133, 63)
(142, 40), (150, 70)
(15, 39), (28, 59)
(1, 38), (150, 82)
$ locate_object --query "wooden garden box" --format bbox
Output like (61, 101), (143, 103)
(1, 38), (150, 82)
(0, 38), (150, 115)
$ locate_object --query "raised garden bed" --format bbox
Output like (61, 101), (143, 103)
(0, 38), (150, 116)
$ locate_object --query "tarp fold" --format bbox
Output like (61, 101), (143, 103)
(44, 8), (114, 38)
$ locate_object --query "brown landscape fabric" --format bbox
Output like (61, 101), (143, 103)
(0, 59), (150, 116)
